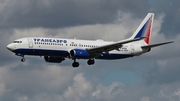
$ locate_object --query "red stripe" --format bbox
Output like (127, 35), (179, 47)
(144, 18), (152, 44)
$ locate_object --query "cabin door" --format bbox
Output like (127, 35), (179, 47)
(28, 38), (33, 48)
(130, 45), (134, 54)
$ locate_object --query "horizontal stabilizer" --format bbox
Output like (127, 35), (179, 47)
(141, 41), (173, 49)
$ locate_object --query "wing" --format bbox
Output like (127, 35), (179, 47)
(87, 37), (144, 57)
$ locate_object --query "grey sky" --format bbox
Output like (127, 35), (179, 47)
(0, 0), (179, 37)
(0, 0), (180, 101)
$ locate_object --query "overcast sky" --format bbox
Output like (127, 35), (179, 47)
(0, 0), (180, 101)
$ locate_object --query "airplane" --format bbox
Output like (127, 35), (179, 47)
(7, 13), (173, 68)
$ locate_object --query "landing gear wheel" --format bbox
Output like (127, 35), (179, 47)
(72, 62), (79, 68)
(87, 59), (95, 65)
(21, 58), (25, 62)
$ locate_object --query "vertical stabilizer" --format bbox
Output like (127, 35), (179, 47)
(130, 13), (154, 44)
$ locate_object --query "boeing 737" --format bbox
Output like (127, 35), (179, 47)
(7, 13), (173, 67)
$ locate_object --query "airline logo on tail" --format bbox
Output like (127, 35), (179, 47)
(132, 13), (154, 44)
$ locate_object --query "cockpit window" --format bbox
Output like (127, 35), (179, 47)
(13, 41), (22, 43)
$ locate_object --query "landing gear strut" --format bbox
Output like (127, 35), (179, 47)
(72, 59), (79, 68)
(15, 53), (25, 62)
(87, 59), (95, 65)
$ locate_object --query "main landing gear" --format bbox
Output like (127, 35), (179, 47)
(72, 59), (79, 68)
(72, 59), (95, 68)
(87, 59), (95, 65)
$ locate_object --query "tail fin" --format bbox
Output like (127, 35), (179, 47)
(130, 13), (154, 44)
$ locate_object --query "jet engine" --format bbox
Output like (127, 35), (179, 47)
(70, 49), (90, 59)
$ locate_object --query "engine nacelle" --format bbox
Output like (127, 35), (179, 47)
(70, 49), (90, 59)
(44, 56), (64, 63)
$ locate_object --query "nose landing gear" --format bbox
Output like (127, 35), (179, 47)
(21, 57), (25, 62)
(15, 53), (25, 62)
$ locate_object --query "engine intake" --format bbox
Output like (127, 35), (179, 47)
(44, 56), (64, 63)
(70, 49), (90, 59)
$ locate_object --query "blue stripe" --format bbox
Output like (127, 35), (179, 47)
(97, 53), (133, 60)
(13, 49), (133, 60)
(13, 49), (69, 57)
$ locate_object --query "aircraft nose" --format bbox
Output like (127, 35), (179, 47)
(7, 44), (15, 51)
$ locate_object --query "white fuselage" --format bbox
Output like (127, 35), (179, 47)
(7, 37), (148, 60)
